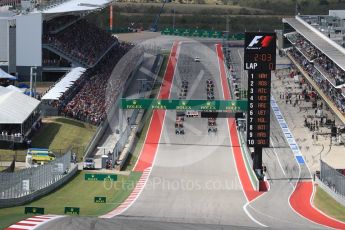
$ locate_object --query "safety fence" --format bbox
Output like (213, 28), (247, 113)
(0, 150), (72, 202)
(82, 51), (144, 161)
(222, 44), (259, 190)
(112, 109), (139, 161)
(111, 54), (164, 169)
(320, 160), (345, 198)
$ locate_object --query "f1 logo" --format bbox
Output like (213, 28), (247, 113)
(247, 35), (274, 49)
(248, 36), (263, 47)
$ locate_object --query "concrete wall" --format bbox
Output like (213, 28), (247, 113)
(316, 177), (345, 207)
(16, 13), (42, 67)
(0, 19), (8, 62)
(8, 24), (16, 74)
(83, 54), (144, 160)
(329, 10), (345, 20)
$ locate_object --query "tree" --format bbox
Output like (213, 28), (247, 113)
(319, 0), (329, 5)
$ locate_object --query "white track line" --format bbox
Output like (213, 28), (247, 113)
(215, 43), (268, 228)
(101, 41), (182, 218)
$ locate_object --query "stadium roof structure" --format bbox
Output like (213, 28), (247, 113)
(0, 86), (40, 124)
(39, 0), (112, 14)
(41, 67), (86, 100)
(283, 16), (345, 73)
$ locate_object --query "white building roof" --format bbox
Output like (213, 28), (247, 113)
(283, 16), (345, 73)
(40, 0), (112, 14)
(0, 86), (40, 124)
(41, 67), (86, 100)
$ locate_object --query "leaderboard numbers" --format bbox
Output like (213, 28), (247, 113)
(247, 73), (255, 145)
(246, 71), (271, 147)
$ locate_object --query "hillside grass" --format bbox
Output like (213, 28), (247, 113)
(88, 0), (345, 33)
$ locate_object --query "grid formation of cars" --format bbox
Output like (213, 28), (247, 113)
(206, 79), (217, 134)
(175, 80), (189, 135)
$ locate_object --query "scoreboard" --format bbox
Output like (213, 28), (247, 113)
(244, 32), (276, 71)
(244, 32), (276, 147)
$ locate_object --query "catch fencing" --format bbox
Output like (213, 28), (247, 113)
(112, 109), (139, 161)
(320, 160), (345, 198)
(0, 150), (72, 201)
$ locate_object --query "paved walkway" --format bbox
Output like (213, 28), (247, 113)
(271, 55), (345, 172)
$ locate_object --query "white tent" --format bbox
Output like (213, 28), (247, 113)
(6, 85), (25, 93)
(0, 86), (40, 124)
(41, 67), (86, 100)
(0, 69), (16, 80)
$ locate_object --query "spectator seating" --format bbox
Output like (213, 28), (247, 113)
(60, 43), (134, 125)
(287, 33), (345, 87)
(43, 19), (117, 67)
(288, 48), (345, 114)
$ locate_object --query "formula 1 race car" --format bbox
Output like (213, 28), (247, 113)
(208, 126), (218, 133)
(175, 128), (185, 135)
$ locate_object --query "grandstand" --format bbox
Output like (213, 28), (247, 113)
(0, 0), (140, 129)
(282, 12), (345, 124)
(55, 42), (134, 125)
(0, 0), (113, 81)
(0, 0), (20, 8)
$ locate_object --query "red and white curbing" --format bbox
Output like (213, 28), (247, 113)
(100, 167), (151, 218)
(5, 215), (63, 230)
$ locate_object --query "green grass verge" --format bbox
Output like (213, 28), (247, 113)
(32, 117), (96, 153)
(314, 186), (345, 222)
(0, 117), (96, 162)
(0, 171), (142, 229)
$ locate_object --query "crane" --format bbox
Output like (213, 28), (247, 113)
(150, 0), (170, 32)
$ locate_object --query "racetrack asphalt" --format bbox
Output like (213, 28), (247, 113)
(35, 41), (334, 230)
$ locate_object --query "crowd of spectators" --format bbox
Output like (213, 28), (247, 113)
(43, 19), (116, 66)
(60, 43), (135, 125)
(0, 124), (23, 142)
(43, 15), (79, 33)
(287, 33), (345, 86)
(288, 48), (345, 113)
(42, 58), (71, 67)
(42, 49), (70, 67)
(314, 54), (345, 86)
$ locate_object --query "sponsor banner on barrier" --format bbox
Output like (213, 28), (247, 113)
(271, 97), (305, 164)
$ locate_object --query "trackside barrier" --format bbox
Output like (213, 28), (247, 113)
(222, 45), (260, 191)
(83, 52), (144, 160)
(114, 54), (164, 170)
(0, 150), (77, 208)
(320, 160), (345, 200)
(238, 130), (259, 191)
(316, 176), (345, 207)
